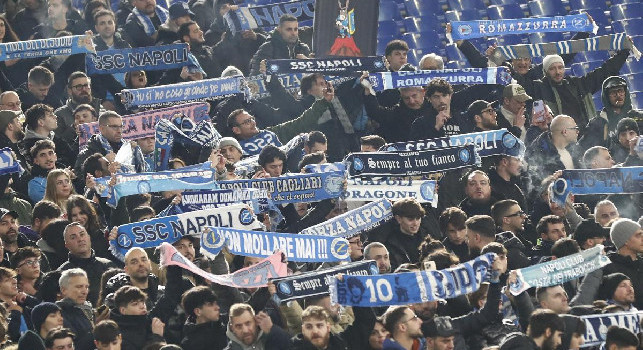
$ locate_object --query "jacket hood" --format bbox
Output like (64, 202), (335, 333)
(496, 231), (526, 251)
(225, 326), (265, 350)
(23, 127), (53, 142)
(601, 76), (631, 111)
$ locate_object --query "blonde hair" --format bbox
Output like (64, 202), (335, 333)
(43, 169), (76, 213)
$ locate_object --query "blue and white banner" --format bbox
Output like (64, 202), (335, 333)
(330, 253), (495, 306)
(154, 119), (221, 170)
(267, 56), (387, 76)
(121, 76), (245, 108)
(200, 227), (351, 262)
(86, 44), (199, 75)
(341, 177), (438, 206)
(235, 133), (306, 176)
(0, 147), (21, 175)
(239, 130), (282, 156)
(247, 74), (354, 100)
(382, 129), (525, 159)
(550, 167), (643, 207)
(0, 35), (94, 61)
(110, 204), (261, 260)
(177, 188), (263, 214)
(299, 199), (393, 238)
(218, 170), (346, 204)
(272, 260), (379, 302)
(344, 144), (480, 177)
(303, 162), (347, 174)
(509, 245), (610, 295)
(225, 0), (314, 32)
(579, 311), (643, 348)
(450, 14), (597, 41)
(368, 67), (512, 91)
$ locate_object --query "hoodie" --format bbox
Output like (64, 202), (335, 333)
(499, 332), (539, 350)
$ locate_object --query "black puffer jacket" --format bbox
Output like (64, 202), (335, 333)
(57, 250), (117, 306)
(109, 311), (165, 350)
(56, 298), (95, 350)
(104, 273), (164, 310)
(180, 320), (228, 350)
(249, 29), (311, 76)
(602, 252), (643, 310)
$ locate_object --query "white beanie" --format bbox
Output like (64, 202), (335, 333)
(542, 55), (564, 74)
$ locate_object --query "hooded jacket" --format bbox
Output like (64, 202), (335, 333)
(496, 231), (531, 271)
(579, 76), (633, 150)
(249, 29), (311, 76)
(498, 332), (539, 350)
(104, 273), (164, 310)
(223, 324), (291, 350)
(18, 127), (75, 168)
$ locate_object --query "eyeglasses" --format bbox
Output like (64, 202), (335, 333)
(608, 88), (626, 96)
(2, 102), (20, 108)
(237, 117), (255, 126)
(403, 314), (419, 323)
(566, 126), (580, 131)
(105, 124), (123, 130)
(18, 259), (40, 268)
(505, 210), (526, 218)
(349, 238), (362, 245)
(72, 83), (90, 90)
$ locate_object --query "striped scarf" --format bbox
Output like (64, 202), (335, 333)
(132, 6), (169, 36)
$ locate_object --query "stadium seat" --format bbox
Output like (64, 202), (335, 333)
(573, 50), (610, 63)
(407, 49), (421, 66)
(611, 3), (643, 21)
(447, 0), (486, 12)
(625, 73), (643, 93)
(488, 4), (525, 19)
(490, 0), (528, 5)
(570, 61), (603, 76)
(405, 0), (445, 18)
(611, 0), (641, 5)
(494, 35), (527, 46)
(569, 9), (610, 33)
(403, 31), (443, 51)
(445, 43), (467, 62)
(621, 57), (643, 74)
(614, 18), (643, 36)
(377, 37), (393, 55)
(569, 0), (608, 11)
(593, 92), (603, 110)
(378, 20), (400, 38)
(528, 0), (567, 16)
(379, 0), (402, 21)
(528, 32), (564, 44)
(445, 9), (481, 22)
(403, 15), (442, 33)
(446, 59), (472, 69)
(631, 91), (643, 109)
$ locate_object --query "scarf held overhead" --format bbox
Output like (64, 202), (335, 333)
(160, 243), (287, 288)
(368, 67), (512, 91)
(299, 199), (393, 238)
(579, 311), (643, 347)
(549, 167), (643, 207)
(86, 43), (200, 75)
(341, 177), (438, 206)
(176, 188), (264, 214)
(0, 147), (21, 175)
(0, 35), (94, 61)
(154, 119), (221, 170)
(330, 253), (496, 307)
(225, 0), (314, 31)
(267, 56), (387, 75)
(200, 227), (351, 262)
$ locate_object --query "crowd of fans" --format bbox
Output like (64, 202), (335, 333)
(0, 0), (639, 349)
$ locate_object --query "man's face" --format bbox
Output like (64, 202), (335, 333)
(124, 249), (151, 281)
(186, 23), (205, 44)
(608, 87), (626, 109)
(41, 110), (58, 132)
(465, 172), (491, 202)
(568, 333), (584, 350)
(395, 215), (421, 235)
(400, 88), (425, 110)
(542, 222), (566, 242)
(503, 157), (522, 177)
(41, 310), (64, 333)
(121, 299), (147, 315)
(47, 0), (67, 19)
(173, 238), (195, 261)
(61, 275), (89, 305)
(0, 275), (17, 298)
(623, 229), (643, 254)
(546, 62), (565, 84)
(277, 20), (299, 44)
(503, 96), (526, 115)
(305, 141), (327, 155)
(540, 286), (570, 314)
(232, 112), (259, 139)
(476, 106), (497, 130)
(367, 246), (391, 273)
(129, 71), (147, 89)
(99, 117), (123, 143)
(348, 236), (363, 260)
(95, 335), (122, 350)
(197, 301), (220, 322)
(420, 57), (441, 70)
(64, 225), (92, 257)
(230, 311), (258, 346)
(428, 91), (451, 112)
(503, 204), (526, 232)
(542, 330), (563, 350)
(591, 149), (615, 169)
(133, 0), (156, 15)
(28, 83), (51, 101)
(618, 130), (638, 149)
(360, 144), (378, 152)
(369, 322), (388, 350)
(263, 158), (284, 178)
(302, 318), (331, 349)
(401, 309), (423, 338)
(69, 77), (92, 104)
(307, 77), (328, 99)
(16, 256), (41, 280)
(95, 14), (116, 39)
(74, 110), (96, 131)
(612, 279), (635, 305)
(446, 223), (466, 245)
(386, 50), (408, 71)
(50, 337), (74, 350)
(136, 136), (155, 155)
(0, 214), (18, 244)
(0, 93), (21, 111)
(429, 336), (455, 350)
(511, 57), (531, 75)
(220, 145), (242, 163)
(33, 147), (57, 170)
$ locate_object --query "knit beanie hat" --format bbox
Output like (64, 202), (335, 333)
(610, 218), (641, 249)
(31, 302), (61, 332)
(218, 137), (243, 153)
(542, 55), (564, 74)
(598, 273), (630, 301)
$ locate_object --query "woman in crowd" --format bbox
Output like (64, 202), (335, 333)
(43, 169), (76, 215)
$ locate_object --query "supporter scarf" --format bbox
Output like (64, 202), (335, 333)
(160, 242), (287, 288)
(303, 162), (347, 173)
(381, 129), (525, 159)
(200, 227), (351, 262)
(489, 33), (641, 65)
(344, 144), (480, 177)
(121, 76), (246, 108)
(225, 0), (314, 32)
(272, 260), (379, 302)
(550, 167), (643, 207)
(330, 253), (495, 306)
(154, 119), (221, 170)
(218, 170), (346, 204)
(86, 44), (201, 75)
(78, 102), (210, 149)
(341, 177), (438, 206)
(579, 311), (643, 347)
(132, 6), (168, 36)
(247, 74), (354, 100)
(239, 130), (283, 156)
(368, 67), (512, 92)
(509, 245), (610, 295)
(235, 133), (306, 176)
(299, 199), (393, 238)
(0, 35), (94, 61)
(0, 147), (21, 175)
(97, 134), (147, 173)
(449, 14), (597, 41)
(176, 188), (263, 213)
(266, 56), (387, 75)
(110, 203), (261, 260)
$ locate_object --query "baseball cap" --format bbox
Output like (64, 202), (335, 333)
(466, 100), (493, 120)
(422, 316), (457, 338)
(503, 84), (532, 102)
(0, 110), (18, 132)
(0, 208), (18, 220)
(169, 2), (195, 20)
